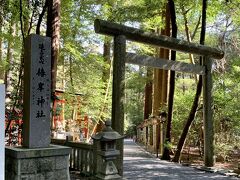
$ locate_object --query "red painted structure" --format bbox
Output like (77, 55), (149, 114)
(5, 119), (23, 146)
(5, 107), (23, 146)
(52, 89), (66, 130)
(5, 89), (90, 145)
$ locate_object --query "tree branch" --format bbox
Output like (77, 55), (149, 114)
(20, 0), (25, 40)
(36, 0), (48, 35)
(191, 15), (201, 40)
(181, 4), (198, 83)
(28, 8), (36, 35)
(172, 0), (208, 163)
(161, 0), (177, 161)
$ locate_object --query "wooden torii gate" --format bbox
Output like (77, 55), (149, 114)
(94, 19), (224, 174)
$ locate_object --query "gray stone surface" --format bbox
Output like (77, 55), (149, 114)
(5, 146), (71, 180)
(5, 145), (71, 158)
(56, 155), (69, 170)
(38, 157), (55, 171)
(23, 34), (51, 148)
(21, 159), (37, 174)
(55, 169), (70, 180)
(123, 139), (239, 180)
(44, 172), (54, 179)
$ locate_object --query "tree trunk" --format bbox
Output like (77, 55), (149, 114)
(47, 0), (61, 93)
(88, 37), (112, 140)
(5, 0), (29, 133)
(47, 0), (61, 134)
(172, 0), (207, 163)
(181, 5), (198, 83)
(5, 21), (14, 93)
(36, 0), (48, 35)
(153, 37), (164, 154)
(19, 0), (30, 98)
(152, 64), (163, 116)
(162, 6), (170, 106)
(172, 79), (202, 162)
(144, 68), (152, 120)
(96, 37), (111, 132)
(69, 55), (74, 89)
(102, 37), (111, 83)
(17, 0), (29, 99)
(153, 4), (170, 155)
(161, 0), (177, 160)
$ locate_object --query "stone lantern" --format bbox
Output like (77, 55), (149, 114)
(92, 120), (124, 180)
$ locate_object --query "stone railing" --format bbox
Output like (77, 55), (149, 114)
(51, 138), (98, 177)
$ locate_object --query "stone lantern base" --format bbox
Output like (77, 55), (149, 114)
(96, 174), (121, 180)
(96, 160), (121, 180)
(5, 145), (71, 180)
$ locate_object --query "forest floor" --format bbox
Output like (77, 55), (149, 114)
(135, 141), (240, 178)
(180, 147), (240, 176)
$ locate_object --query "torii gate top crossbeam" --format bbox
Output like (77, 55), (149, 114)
(94, 19), (224, 59)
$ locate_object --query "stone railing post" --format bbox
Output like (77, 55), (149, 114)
(66, 135), (73, 144)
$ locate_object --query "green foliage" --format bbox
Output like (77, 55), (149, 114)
(1, 0), (240, 153)
(172, 76), (200, 142)
(125, 65), (145, 130)
(164, 141), (173, 150)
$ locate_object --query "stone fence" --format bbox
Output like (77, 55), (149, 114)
(51, 138), (98, 177)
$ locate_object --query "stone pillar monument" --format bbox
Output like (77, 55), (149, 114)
(23, 34), (51, 148)
(5, 34), (71, 180)
(0, 84), (5, 180)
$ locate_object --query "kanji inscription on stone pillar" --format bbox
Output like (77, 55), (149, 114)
(23, 34), (51, 148)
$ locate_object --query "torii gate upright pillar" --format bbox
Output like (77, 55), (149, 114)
(112, 35), (126, 176)
(203, 56), (214, 167)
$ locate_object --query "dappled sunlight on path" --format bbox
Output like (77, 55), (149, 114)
(123, 139), (238, 180)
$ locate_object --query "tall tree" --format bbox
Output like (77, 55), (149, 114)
(172, 0), (207, 163)
(36, 0), (48, 35)
(5, 0), (31, 133)
(152, 2), (170, 154)
(46, 0), (61, 94)
(94, 36), (111, 133)
(161, 0), (177, 160)
(5, 20), (14, 93)
(144, 68), (152, 120)
(181, 4), (198, 83)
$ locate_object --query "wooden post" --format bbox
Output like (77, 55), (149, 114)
(0, 84), (5, 180)
(112, 35), (126, 176)
(202, 56), (214, 167)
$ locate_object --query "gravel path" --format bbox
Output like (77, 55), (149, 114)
(123, 139), (239, 180)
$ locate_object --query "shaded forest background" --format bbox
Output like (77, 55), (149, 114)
(1, 0), (240, 166)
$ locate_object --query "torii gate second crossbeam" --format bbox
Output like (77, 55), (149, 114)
(94, 19), (224, 175)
